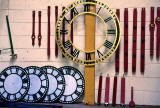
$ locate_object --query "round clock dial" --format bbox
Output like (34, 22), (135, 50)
(56, 0), (121, 65)
(23, 66), (49, 102)
(41, 66), (65, 102)
(0, 66), (29, 102)
(58, 66), (84, 103)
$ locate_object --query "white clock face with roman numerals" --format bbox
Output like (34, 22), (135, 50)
(58, 66), (84, 103)
(56, 0), (121, 66)
(23, 66), (49, 102)
(0, 66), (29, 102)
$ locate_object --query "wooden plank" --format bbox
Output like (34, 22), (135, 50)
(84, 4), (96, 105)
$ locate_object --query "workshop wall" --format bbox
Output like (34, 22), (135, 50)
(0, 0), (160, 105)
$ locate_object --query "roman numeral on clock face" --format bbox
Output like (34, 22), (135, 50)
(108, 29), (116, 34)
(72, 7), (79, 16)
(72, 49), (80, 58)
(84, 4), (90, 12)
(104, 17), (112, 23)
(86, 53), (91, 60)
(104, 40), (113, 49)
(64, 40), (72, 50)
(97, 50), (103, 58)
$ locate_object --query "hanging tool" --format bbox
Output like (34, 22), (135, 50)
(115, 9), (120, 75)
(120, 75), (125, 107)
(150, 7), (155, 59)
(31, 11), (36, 46)
(55, 6), (59, 57)
(97, 73), (103, 105)
(38, 11), (42, 46)
(156, 7), (160, 60)
(129, 86), (135, 107)
(104, 74), (110, 106)
(124, 8), (128, 75)
(132, 8), (137, 74)
(140, 8), (145, 74)
(112, 74), (117, 106)
(3, 16), (17, 58)
(47, 6), (51, 58)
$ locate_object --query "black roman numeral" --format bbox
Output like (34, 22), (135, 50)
(72, 7), (79, 16)
(97, 50), (103, 58)
(60, 30), (68, 34)
(104, 17), (112, 23)
(97, 7), (102, 14)
(63, 17), (71, 24)
(84, 4), (90, 12)
(64, 40), (72, 50)
(86, 53), (91, 60)
(104, 40), (113, 49)
(72, 49), (80, 58)
(108, 29), (116, 34)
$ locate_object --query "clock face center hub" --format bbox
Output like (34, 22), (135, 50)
(4, 74), (22, 94)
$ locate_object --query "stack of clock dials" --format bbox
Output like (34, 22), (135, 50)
(0, 66), (84, 103)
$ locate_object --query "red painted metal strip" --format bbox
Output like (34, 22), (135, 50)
(71, 8), (74, 55)
(55, 6), (58, 57)
(97, 74), (103, 105)
(31, 11), (35, 46)
(156, 7), (160, 60)
(129, 86), (135, 107)
(140, 8), (145, 74)
(38, 11), (42, 47)
(104, 75), (110, 106)
(124, 8), (128, 74)
(150, 7), (155, 59)
(132, 8), (137, 74)
(120, 76), (125, 106)
(112, 76), (117, 106)
(47, 6), (51, 58)
(115, 9), (120, 74)
(62, 7), (65, 58)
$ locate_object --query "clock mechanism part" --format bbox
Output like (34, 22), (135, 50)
(47, 6), (51, 59)
(132, 8), (137, 74)
(150, 7), (155, 59)
(104, 74), (110, 106)
(41, 66), (65, 102)
(58, 66), (85, 104)
(55, 6), (59, 57)
(31, 11), (36, 46)
(112, 74), (117, 106)
(23, 66), (49, 102)
(156, 7), (160, 60)
(97, 73), (103, 105)
(115, 9), (120, 75)
(120, 75), (125, 107)
(0, 66), (30, 102)
(129, 86), (135, 107)
(38, 11), (42, 47)
(124, 8), (128, 75)
(55, 0), (121, 66)
(1, 16), (17, 58)
(140, 8), (145, 74)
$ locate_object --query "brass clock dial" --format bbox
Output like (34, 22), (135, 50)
(56, 0), (121, 65)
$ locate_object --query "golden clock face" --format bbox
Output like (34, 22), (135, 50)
(56, 0), (121, 66)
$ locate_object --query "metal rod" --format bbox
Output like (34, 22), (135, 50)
(6, 15), (17, 57)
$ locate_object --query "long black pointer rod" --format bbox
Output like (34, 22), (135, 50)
(6, 15), (17, 58)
